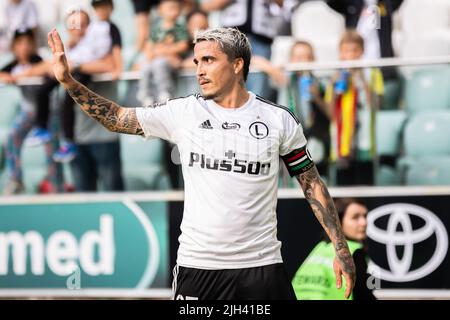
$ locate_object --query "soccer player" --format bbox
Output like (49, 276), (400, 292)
(47, 27), (356, 300)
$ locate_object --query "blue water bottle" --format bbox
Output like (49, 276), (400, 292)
(334, 70), (350, 94)
(299, 74), (313, 102)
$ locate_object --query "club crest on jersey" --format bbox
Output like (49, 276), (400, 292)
(222, 122), (241, 130)
(249, 121), (269, 139)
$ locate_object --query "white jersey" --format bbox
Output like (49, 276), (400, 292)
(136, 92), (310, 269)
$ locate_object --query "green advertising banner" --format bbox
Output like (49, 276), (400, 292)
(0, 197), (169, 291)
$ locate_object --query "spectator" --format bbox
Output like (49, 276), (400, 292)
(5, 0), (39, 37)
(131, 0), (160, 52)
(181, 0), (197, 15)
(292, 198), (376, 300)
(137, 0), (189, 190)
(1, 0), (39, 53)
(137, 0), (189, 106)
(288, 41), (331, 178)
(326, 0), (403, 107)
(69, 96), (125, 192)
(327, 30), (383, 186)
(26, 3), (123, 163)
(200, 0), (278, 100)
(0, 29), (61, 195)
(181, 9), (209, 69)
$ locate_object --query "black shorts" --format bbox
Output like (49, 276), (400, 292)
(131, 0), (159, 14)
(172, 263), (296, 300)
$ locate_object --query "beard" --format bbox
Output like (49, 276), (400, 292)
(202, 93), (217, 100)
(200, 87), (218, 100)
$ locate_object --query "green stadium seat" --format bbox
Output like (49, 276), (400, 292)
(376, 110), (407, 156)
(405, 67), (450, 113)
(0, 87), (21, 184)
(381, 78), (403, 110)
(375, 165), (401, 186)
(401, 156), (450, 186)
(120, 134), (170, 190)
(0, 52), (14, 70)
(0, 86), (21, 126)
(0, 127), (9, 177)
(403, 111), (450, 157)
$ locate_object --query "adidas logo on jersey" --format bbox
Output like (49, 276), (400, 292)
(199, 120), (213, 129)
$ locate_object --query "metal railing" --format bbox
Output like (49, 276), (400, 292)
(1, 55), (449, 87)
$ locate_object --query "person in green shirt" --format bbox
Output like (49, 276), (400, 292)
(292, 198), (376, 300)
(137, 0), (189, 106)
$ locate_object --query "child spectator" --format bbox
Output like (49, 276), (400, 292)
(0, 29), (60, 194)
(26, 1), (123, 163)
(181, 9), (209, 69)
(137, 0), (189, 106)
(327, 30), (384, 186)
(288, 41), (331, 178)
(1, 0), (39, 53)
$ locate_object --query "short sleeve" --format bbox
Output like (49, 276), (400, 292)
(109, 23), (122, 48)
(135, 99), (184, 143)
(279, 111), (314, 176)
(30, 54), (43, 64)
(1, 61), (17, 73)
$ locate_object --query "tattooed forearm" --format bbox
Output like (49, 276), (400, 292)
(66, 81), (144, 136)
(296, 166), (356, 276)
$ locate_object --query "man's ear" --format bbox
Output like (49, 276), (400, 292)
(233, 57), (244, 76)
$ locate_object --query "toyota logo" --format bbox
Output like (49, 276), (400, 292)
(367, 203), (448, 282)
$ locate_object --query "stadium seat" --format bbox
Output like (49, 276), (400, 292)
(376, 110), (407, 156)
(394, 0), (450, 59)
(398, 33), (450, 58)
(405, 67), (450, 113)
(0, 86), (20, 127)
(0, 86), (21, 173)
(401, 156), (450, 186)
(382, 78), (403, 110)
(375, 165), (401, 186)
(271, 36), (295, 66)
(291, 1), (344, 62)
(291, 1), (345, 42)
(400, 0), (450, 36)
(0, 127), (9, 173)
(403, 111), (450, 157)
(176, 74), (199, 98)
(120, 134), (171, 191)
(0, 52), (14, 70)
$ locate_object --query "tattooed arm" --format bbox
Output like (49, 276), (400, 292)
(66, 82), (143, 135)
(296, 165), (356, 299)
(47, 29), (143, 136)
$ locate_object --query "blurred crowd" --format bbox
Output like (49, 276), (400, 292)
(0, 0), (448, 195)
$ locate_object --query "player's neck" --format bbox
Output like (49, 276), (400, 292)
(213, 84), (249, 109)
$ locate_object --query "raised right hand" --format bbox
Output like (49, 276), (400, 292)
(47, 29), (74, 87)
